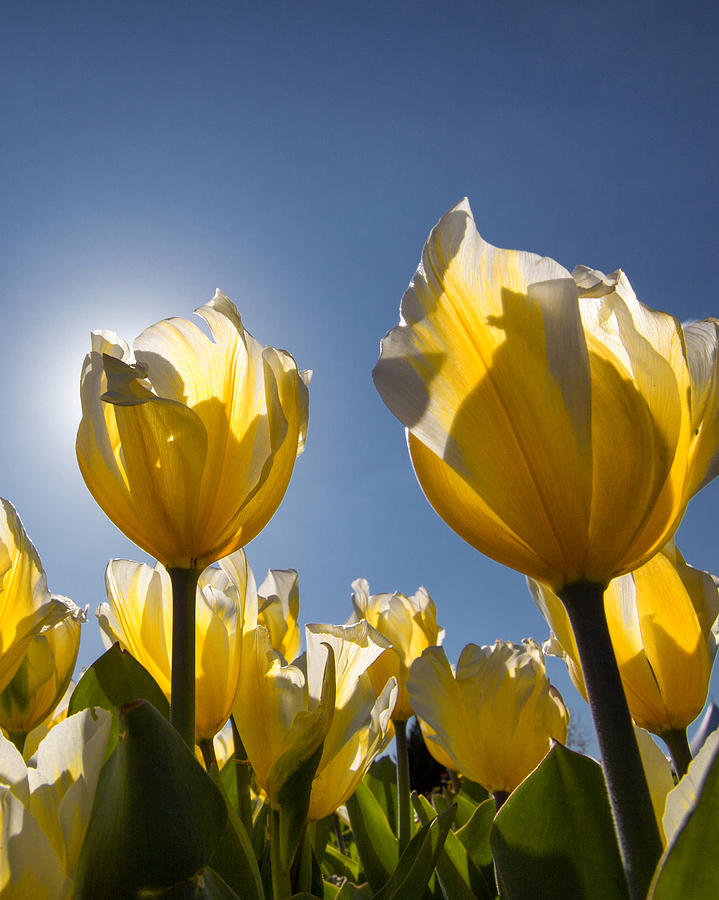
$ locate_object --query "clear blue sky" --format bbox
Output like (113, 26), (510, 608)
(2, 0), (718, 738)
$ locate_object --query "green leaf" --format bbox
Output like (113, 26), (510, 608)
(206, 761), (265, 900)
(322, 844), (361, 882)
(74, 699), (227, 898)
(68, 642), (169, 755)
(649, 731), (719, 898)
(413, 793), (491, 900)
(490, 743), (629, 900)
(455, 798), (495, 869)
(145, 868), (241, 898)
(252, 802), (269, 861)
(373, 804), (455, 900)
(365, 754), (398, 834)
(333, 883), (372, 899)
(345, 779), (399, 891)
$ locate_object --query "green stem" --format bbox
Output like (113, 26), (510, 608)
(560, 581), (662, 900)
(199, 737), (218, 774)
(230, 714), (253, 835)
(8, 731), (25, 755)
(395, 718), (411, 853)
(168, 566), (201, 749)
(660, 728), (693, 780)
(269, 808), (293, 900)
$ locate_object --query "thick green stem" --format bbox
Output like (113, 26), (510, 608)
(230, 714), (253, 835)
(560, 581), (662, 900)
(199, 737), (218, 774)
(168, 566), (201, 749)
(269, 808), (293, 900)
(395, 718), (411, 853)
(660, 728), (693, 780)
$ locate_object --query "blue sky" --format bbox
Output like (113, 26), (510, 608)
(2, 0), (718, 739)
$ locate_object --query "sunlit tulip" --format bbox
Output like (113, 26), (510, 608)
(0, 602), (84, 743)
(0, 500), (76, 694)
(349, 578), (444, 722)
(408, 640), (568, 795)
(257, 568), (301, 662)
(0, 708), (112, 898)
(529, 542), (719, 735)
(373, 200), (719, 590)
(97, 549), (257, 741)
(234, 621), (397, 821)
(77, 292), (310, 569)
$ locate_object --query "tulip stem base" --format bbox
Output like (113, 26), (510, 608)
(168, 566), (201, 749)
(395, 718), (411, 853)
(661, 728), (693, 780)
(7, 732), (25, 755)
(560, 581), (662, 900)
(199, 738), (218, 773)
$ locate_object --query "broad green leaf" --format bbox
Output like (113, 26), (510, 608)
(68, 642), (169, 755)
(373, 804), (455, 900)
(365, 754), (398, 833)
(206, 762), (265, 900)
(345, 779), (399, 891)
(74, 700), (226, 898)
(490, 743), (628, 900)
(649, 731), (719, 898)
(413, 793), (490, 899)
(455, 798), (495, 870)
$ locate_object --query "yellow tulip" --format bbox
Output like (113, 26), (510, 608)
(407, 640), (568, 795)
(0, 500), (76, 694)
(77, 292), (310, 569)
(373, 200), (719, 591)
(22, 680), (76, 761)
(529, 541), (719, 734)
(418, 718), (457, 773)
(98, 549), (257, 741)
(234, 620), (397, 821)
(349, 578), (444, 721)
(257, 568), (301, 662)
(0, 601), (84, 741)
(0, 708), (112, 899)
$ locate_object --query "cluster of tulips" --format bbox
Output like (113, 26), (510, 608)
(1, 199), (719, 899)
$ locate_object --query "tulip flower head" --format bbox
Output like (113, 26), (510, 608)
(349, 578), (444, 721)
(0, 708), (112, 899)
(77, 292), (310, 569)
(408, 640), (568, 795)
(373, 200), (719, 590)
(529, 541), (719, 734)
(98, 549), (257, 741)
(0, 600), (84, 741)
(234, 620), (397, 821)
(0, 500), (77, 695)
(257, 568), (301, 662)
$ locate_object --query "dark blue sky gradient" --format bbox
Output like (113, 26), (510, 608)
(2, 1), (718, 740)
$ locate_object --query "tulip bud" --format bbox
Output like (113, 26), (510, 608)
(408, 639), (568, 794)
(350, 578), (444, 721)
